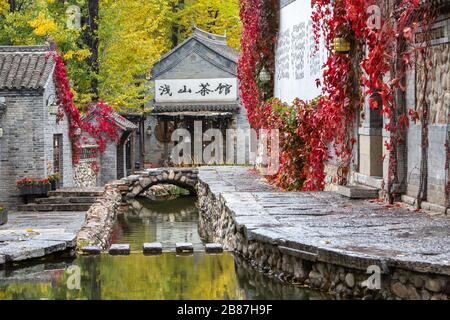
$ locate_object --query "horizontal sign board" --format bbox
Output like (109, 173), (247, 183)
(155, 78), (238, 103)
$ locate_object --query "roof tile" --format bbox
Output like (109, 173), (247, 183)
(0, 45), (54, 91)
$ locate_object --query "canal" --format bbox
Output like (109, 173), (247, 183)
(0, 196), (329, 300)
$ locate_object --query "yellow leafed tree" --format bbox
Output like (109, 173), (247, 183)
(98, 0), (173, 112)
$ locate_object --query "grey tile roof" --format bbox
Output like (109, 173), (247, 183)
(111, 111), (138, 130)
(192, 27), (238, 62)
(158, 26), (238, 65)
(0, 45), (54, 91)
(82, 108), (138, 131)
(151, 102), (240, 113)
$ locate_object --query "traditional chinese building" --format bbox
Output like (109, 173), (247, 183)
(0, 45), (74, 208)
(144, 26), (250, 167)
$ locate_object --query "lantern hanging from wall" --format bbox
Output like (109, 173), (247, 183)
(333, 37), (351, 54)
(259, 66), (271, 83)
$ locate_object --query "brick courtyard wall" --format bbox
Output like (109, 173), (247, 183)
(0, 74), (73, 208)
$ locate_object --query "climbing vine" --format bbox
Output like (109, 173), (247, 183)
(49, 52), (120, 169)
(239, 0), (434, 196)
(82, 101), (120, 154)
(50, 51), (83, 164)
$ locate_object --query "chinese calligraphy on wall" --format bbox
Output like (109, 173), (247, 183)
(155, 78), (237, 103)
(274, 0), (326, 102)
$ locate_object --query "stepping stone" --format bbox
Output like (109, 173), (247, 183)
(81, 246), (101, 255)
(205, 243), (223, 254)
(109, 244), (130, 255)
(176, 242), (194, 254)
(143, 243), (162, 255)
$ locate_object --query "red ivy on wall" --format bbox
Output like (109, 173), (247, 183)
(82, 101), (120, 153)
(49, 52), (120, 167)
(239, 0), (429, 193)
(49, 52), (83, 164)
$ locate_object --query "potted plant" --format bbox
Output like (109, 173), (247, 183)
(0, 205), (7, 226)
(17, 178), (51, 196)
(48, 174), (61, 190)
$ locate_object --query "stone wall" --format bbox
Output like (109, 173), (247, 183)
(76, 182), (122, 250)
(74, 162), (98, 188)
(197, 180), (450, 300)
(99, 141), (118, 186)
(0, 76), (73, 208)
(405, 42), (450, 207)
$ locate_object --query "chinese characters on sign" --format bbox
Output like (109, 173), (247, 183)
(274, 0), (326, 102)
(155, 78), (238, 103)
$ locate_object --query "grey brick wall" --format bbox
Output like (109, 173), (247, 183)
(0, 75), (73, 208)
(99, 141), (118, 186)
(43, 74), (74, 187)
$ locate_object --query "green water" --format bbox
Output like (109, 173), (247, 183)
(112, 197), (203, 251)
(0, 253), (327, 300)
(0, 196), (329, 300)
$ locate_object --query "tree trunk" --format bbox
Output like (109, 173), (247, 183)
(84, 0), (99, 101)
(171, 0), (185, 48)
(8, 0), (15, 12)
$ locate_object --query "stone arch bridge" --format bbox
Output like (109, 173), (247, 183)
(119, 168), (199, 198)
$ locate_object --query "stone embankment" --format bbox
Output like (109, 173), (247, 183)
(195, 167), (450, 300)
(76, 183), (122, 250)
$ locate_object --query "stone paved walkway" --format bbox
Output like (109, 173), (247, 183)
(0, 211), (86, 265)
(198, 166), (450, 276)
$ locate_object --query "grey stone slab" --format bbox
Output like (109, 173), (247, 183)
(109, 244), (131, 255)
(0, 240), (66, 262)
(205, 243), (223, 253)
(33, 232), (77, 248)
(143, 242), (162, 255)
(0, 254), (5, 265)
(335, 185), (379, 199)
(176, 242), (194, 254)
(81, 246), (102, 255)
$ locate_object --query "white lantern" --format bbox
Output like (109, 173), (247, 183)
(259, 66), (271, 83)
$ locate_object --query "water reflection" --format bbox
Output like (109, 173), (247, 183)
(112, 197), (203, 251)
(0, 196), (330, 300)
(0, 253), (329, 300)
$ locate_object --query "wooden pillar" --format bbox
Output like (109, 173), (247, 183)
(130, 129), (136, 174)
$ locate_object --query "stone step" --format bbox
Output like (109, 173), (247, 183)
(35, 197), (97, 205)
(47, 188), (104, 198)
(17, 203), (93, 212)
(109, 244), (131, 255)
(335, 184), (380, 199)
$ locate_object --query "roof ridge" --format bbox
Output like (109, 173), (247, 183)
(0, 45), (51, 53)
(192, 27), (227, 45)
